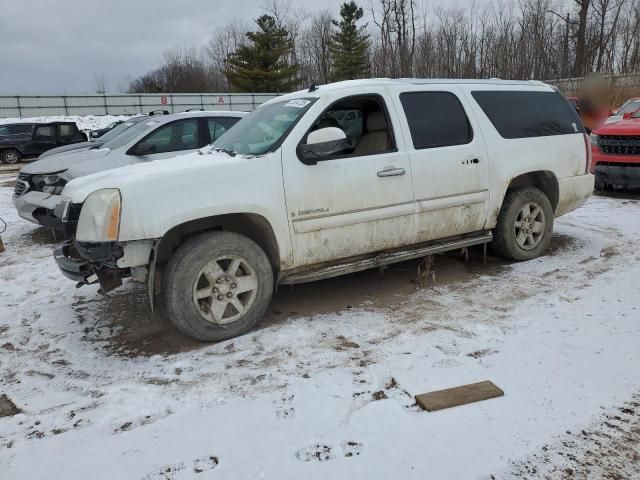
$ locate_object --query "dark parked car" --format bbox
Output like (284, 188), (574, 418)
(39, 116), (148, 160)
(0, 121), (87, 164)
(88, 120), (124, 139)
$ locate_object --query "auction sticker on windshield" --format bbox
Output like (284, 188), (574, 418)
(285, 99), (311, 108)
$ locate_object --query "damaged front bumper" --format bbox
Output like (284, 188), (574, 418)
(54, 239), (155, 293)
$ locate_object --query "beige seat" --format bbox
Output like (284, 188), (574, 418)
(354, 111), (389, 156)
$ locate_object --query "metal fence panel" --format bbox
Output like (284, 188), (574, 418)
(0, 93), (280, 118)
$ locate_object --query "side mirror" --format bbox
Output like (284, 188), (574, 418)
(298, 127), (349, 165)
(134, 143), (157, 155)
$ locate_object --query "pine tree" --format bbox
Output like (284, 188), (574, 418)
(329, 2), (370, 82)
(225, 15), (299, 93)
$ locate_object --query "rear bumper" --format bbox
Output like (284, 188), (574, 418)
(555, 174), (594, 217)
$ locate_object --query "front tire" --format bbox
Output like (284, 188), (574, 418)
(161, 231), (274, 342)
(1, 149), (21, 164)
(492, 187), (554, 261)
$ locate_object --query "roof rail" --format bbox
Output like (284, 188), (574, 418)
(148, 110), (170, 116)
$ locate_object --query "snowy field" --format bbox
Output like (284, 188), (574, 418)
(1, 174), (640, 479)
(0, 115), (135, 133)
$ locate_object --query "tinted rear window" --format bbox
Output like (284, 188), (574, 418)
(471, 91), (584, 138)
(400, 92), (473, 149)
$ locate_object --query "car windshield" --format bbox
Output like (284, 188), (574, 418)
(212, 98), (316, 155)
(97, 118), (144, 143)
(100, 118), (160, 150)
(0, 124), (33, 136)
(618, 100), (640, 116)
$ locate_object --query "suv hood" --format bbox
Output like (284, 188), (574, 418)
(39, 141), (97, 159)
(20, 147), (112, 175)
(594, 117), (640, 135)
(63, 151), (242, 203)
(0, 133), (30, 146)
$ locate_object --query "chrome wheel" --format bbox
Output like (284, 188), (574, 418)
(514, 202), (546, 250)
(192, 255), (258, 325)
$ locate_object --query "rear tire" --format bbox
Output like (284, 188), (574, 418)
(161, 231), (273, 342)
(492, 187), (554, 261)
(1, 149), (21, 164)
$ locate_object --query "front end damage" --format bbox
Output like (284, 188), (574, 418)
(54, 239), (155, 295)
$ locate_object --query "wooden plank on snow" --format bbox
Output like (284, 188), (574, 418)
(415, 380), (504, 412)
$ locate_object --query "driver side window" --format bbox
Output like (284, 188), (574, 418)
(301, 95), (396, 162)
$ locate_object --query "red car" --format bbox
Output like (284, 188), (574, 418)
(590, 108), (640, 189)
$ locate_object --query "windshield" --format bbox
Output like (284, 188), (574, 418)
(100, 118), (160, 150)
(97, 117), (145, 143)
(620, 100), (640, 116)
(0, 124), (33, 136)
(212, 98), (316, 155)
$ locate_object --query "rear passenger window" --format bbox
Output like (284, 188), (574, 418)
(400, 92), (473, 149)
(471, 91), (584, 138)
(58, 124), (74, 136)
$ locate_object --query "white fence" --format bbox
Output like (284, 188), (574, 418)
(0, 93), (280, 118)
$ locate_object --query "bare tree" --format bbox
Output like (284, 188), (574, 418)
(94, 73), (108, 94)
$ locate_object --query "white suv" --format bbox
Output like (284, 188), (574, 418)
(54, 79), (594, 341)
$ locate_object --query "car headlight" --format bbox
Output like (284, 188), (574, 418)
(590, 133), (599, 146)
(76, 189), (121, 242)
(32, 173), (67, 194)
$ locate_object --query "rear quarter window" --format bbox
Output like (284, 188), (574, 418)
(471, 90), (584, 139)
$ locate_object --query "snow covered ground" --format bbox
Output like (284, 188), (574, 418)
(0, 176), (639, 480)
(0, 115), (135, 132)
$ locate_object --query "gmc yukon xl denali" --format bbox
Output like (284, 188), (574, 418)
(54, 79), (594, 341)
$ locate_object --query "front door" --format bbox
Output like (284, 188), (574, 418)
(129, 118), (203, 163)
(282, 91), (415, 268)
(390, 86), (490, 242)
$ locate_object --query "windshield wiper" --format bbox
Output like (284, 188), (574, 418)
(211, 147), (236, 157)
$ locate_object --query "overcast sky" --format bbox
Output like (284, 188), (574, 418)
(1, 0), (490, 94)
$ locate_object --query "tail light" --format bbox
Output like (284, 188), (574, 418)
(583, 133), (592, 173)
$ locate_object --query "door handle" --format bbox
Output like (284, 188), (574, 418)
(461, 158), (480, 165)
(377, 166), (406, 177)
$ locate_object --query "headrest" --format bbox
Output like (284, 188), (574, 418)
(366, 111), (387, 131)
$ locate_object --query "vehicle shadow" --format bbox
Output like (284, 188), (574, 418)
(72, 234), (577, 358)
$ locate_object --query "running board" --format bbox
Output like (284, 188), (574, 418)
(279, 232), (493, 285)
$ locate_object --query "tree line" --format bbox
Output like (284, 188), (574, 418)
(125, 0), (640, 94)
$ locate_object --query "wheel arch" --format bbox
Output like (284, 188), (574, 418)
(505, 170), (559, 212)
(156, 213), (281, 271)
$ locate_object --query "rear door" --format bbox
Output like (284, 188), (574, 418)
(31, 125), (57, 155)
(57, 123), (80, 146)
(390, 86), (490, 242)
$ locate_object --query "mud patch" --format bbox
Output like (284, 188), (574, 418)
(509, 393), (640, 479)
